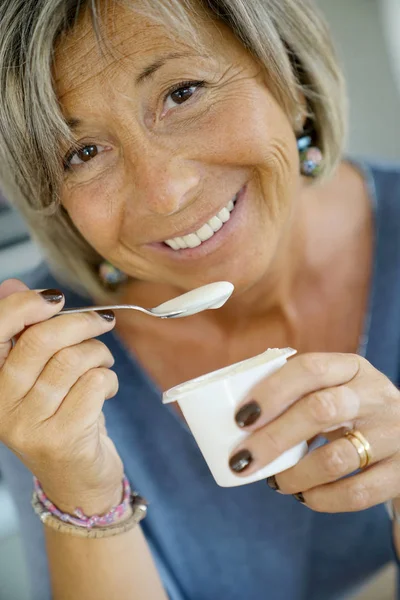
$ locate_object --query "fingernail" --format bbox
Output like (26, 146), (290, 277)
(266, 476), (280, 491)
(293, 492), (305, 504)
(229, 449), (253, 473)
(39, 289), (64, 303)
(96, 310), (115, 322)
(235, 401), (261, 427)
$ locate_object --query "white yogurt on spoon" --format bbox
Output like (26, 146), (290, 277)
(151, 282), (234, 317)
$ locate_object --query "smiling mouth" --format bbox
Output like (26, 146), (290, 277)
(163, 192), (240, 251)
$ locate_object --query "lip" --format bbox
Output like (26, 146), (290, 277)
(148, 184), (247, 260)
(150, 186), (245, 244)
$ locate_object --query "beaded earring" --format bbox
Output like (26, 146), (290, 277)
(297, 133), (323, 177)
(98, 260), (128, 290)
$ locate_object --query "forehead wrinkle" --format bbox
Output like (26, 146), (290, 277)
(55, 25), (196, 103)
(54, 2), (208, 98)
(54, 4), (224, 131)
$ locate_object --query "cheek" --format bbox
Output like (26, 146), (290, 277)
(239, 96), (299, 177)
(192, 87), (299, 195)
(62, 176), (126, 251)
(203, 90), (299, 212)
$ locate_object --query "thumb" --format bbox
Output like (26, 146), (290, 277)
(0, 278), (30, 300)
(0, 279), (30, 367)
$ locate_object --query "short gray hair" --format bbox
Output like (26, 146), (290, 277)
(0, 0), (347, 300)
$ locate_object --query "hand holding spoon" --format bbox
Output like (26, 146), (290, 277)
(58, 282), (234, 319)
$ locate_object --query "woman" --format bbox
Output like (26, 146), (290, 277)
(0, 0), (400, 598)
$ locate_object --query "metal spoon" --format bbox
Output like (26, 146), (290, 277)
(58, 282), (234, 320)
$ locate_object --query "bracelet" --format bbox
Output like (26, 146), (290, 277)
(33, 475), (132, 528)
(32, 492), (147, 538)
(31, 476), (147, 538)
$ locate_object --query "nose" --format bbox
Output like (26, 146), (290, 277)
(132, 146), (201, 216)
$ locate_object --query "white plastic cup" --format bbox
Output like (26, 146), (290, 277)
(163, 347), (308, 487)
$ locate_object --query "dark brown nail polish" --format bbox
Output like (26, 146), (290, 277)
(229, 449), (253, 473)
(235, 401), (261, 427)
(293, 492), (305, 504)
(266, 476), (280, 491)
(39, 289), (64, 303)
(96, 310), (115, 322)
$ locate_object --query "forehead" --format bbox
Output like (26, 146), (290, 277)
(53, 3), (206, 100)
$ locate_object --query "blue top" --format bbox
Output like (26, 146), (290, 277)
(1, 160), (400, 600)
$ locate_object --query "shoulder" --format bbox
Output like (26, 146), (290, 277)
(365, 159), (400, 186)
(348, 158), (400, 214)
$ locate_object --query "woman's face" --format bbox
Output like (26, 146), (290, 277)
(55, 3), (301, 292)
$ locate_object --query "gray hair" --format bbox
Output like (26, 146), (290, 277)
(0, 0), (347, 300)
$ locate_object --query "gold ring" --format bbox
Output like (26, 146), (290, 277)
(344, 430), (372, 469)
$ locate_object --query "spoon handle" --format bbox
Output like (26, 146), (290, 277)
(57, 305), (185, 319)
(59, 304), (148, 315)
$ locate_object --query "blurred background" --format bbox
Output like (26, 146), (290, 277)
(0, 1), (400, 598)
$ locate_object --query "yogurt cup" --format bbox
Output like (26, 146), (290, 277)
(163, 347), (308, 487)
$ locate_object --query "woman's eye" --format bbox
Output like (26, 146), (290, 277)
(163, 81), (204, 113)
(65, 144), (107, 169)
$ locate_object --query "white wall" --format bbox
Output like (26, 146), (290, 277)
(316, 0), (400, 161)
(380, 0), (400, 95)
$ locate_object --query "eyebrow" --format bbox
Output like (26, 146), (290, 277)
(66, 51), (197, 131)
(135, 51), (196, 84)
(66, 118), (81, 130)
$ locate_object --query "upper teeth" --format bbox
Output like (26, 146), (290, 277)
(164, 197), (237, 250)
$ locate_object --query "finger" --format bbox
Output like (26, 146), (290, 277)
(237, 368), (398, 473)
(0, 339), (12, 369)
(275, 425), (398, 494)
(1, 310), (115, 401)
(0, 284), (65, 344)
(230, 384), (362, 475)
(98, 411), (108, 436)
(0, 280), (60, 368)
(0, 287), (65, 369)
(23, 339), (115, 419)
(0, 278), (29, 300)
(26, 369), (119, 473)
(55, 367), (119, 428)
(235, 353), (360, 429)
(299, 457), (400, 513)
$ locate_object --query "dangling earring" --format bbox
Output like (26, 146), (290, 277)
(98, 260), (128, 290)
(297, 133), (323, 177)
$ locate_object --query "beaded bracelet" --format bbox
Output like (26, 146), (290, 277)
(32, 475), (131, 529)
(32, 490), (148, 538)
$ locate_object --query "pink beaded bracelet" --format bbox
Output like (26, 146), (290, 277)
(33, 475), (131, 529)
